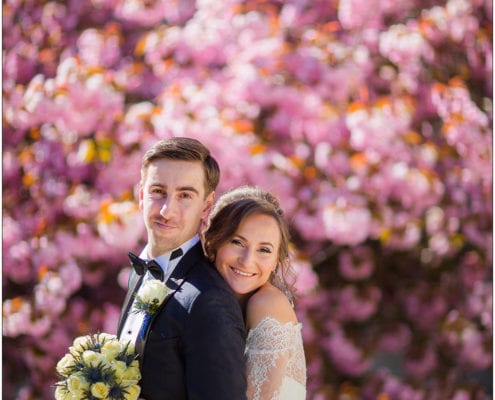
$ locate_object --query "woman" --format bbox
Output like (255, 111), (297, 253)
(203, 186), (306, 400)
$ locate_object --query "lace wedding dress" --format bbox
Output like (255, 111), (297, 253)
(245, 317), (306, 400)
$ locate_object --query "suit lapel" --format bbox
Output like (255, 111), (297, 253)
(117, 271), (143, 338)
(137, 243), (204, 353)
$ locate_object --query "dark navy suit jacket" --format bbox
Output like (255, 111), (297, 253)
(117, 242), (247, 400)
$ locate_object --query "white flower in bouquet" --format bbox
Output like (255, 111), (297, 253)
(55, 333), (141, 400)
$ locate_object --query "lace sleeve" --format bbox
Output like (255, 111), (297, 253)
(245, 317), (306, 400)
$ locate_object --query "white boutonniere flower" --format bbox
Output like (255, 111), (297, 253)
(133, 279), (170, 339)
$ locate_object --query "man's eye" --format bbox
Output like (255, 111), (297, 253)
(179, 192), (193, 199)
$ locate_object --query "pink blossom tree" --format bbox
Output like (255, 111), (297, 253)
(3, 0), (491, 399)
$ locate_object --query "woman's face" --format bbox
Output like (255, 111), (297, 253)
(215, 213), (281, 300)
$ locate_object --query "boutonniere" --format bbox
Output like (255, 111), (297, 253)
(133, 279), (170, 339)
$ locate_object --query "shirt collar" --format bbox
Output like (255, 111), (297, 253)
(140, 235), (199, 268)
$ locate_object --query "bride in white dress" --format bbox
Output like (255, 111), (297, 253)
(203, 186), (307, 400)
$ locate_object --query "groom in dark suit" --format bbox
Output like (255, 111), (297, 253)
(117, 137), (247, 400)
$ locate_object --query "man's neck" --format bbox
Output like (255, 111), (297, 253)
(146, 235), (199, 260)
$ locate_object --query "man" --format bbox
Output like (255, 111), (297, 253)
(117, 137), (247, 400)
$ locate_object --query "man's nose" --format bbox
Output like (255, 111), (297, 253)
(160, 196), (177, 218)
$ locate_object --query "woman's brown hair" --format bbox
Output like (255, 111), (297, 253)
(203, 186), (295, 301)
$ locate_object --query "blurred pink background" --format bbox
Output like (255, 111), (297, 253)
(2, 0), (492, 399)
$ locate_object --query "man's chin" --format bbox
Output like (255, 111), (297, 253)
(152, 230), (177, 241)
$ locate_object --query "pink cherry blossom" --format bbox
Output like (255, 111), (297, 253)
(77, 27), (122, 68)
(96, 199), (145, 251)
(378, 323), (412, 352)
(3, 298), (32, 337)
(338, 246), (375, 280)
(404, 344), (438, 379)
(334, 284), (382, 322)
(338, 0), (382, 29)
(324, 324), (372, 376)
(323, 198), (372, 246)
(291, 256), (319, 295)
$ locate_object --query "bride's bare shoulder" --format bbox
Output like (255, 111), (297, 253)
(246, 284), (297, 329)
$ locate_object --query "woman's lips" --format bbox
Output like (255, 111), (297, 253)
(230, 266), (256, 277)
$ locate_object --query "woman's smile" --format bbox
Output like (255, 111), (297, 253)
(215, 213), (281, 299)
(230, 266), (256, 277)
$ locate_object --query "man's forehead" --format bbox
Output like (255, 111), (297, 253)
(143, 160), (206, 190)
(144, 159), (203, 175)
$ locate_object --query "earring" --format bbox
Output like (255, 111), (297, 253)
(270, 267), (278, 283)
(270, 267), (294, 307)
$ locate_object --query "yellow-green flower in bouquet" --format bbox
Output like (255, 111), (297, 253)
(55, 333), (141, 400)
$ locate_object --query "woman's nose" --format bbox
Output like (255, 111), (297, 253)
(239, 248), (255, 267)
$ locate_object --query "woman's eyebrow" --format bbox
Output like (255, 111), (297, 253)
(236, 234), (274, 248)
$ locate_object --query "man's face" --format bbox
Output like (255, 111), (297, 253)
(139, 159), (214, 258)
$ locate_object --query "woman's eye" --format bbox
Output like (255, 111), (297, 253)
(231, 239), (243, 246)
(259, 247), (272, 254)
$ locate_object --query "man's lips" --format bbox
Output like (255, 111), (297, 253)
(153, 219), (177, 229)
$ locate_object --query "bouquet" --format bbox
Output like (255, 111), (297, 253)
(55, 333), (141, 400)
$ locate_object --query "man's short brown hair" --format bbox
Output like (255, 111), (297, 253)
(141, 137), (220, 195)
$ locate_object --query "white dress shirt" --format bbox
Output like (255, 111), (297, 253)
(120, 236), (199, 345)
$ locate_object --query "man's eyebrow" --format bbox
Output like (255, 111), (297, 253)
(148, 184), (199, 193)
(178, 186), (200, 194)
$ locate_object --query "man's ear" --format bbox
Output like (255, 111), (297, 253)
(199, 191), (215, 234)
(202, 191), (215, 219)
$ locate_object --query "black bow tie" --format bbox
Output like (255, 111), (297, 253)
(128, 248), (183, 281)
